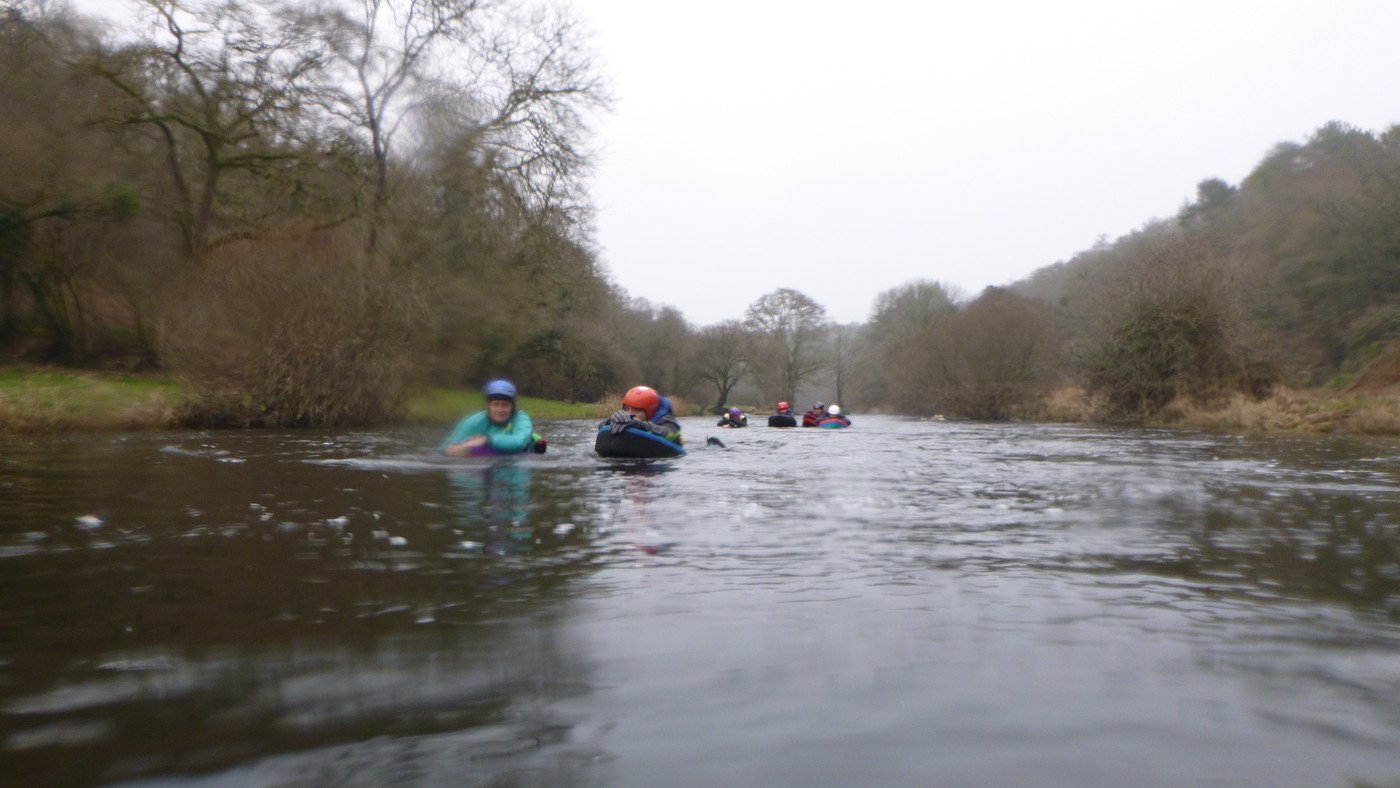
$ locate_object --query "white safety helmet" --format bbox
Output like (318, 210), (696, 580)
(828, 404), (841, 415)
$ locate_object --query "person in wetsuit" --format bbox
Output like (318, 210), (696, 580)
(442, 379), (539, 455)
(824, 404), (852, 426)
(717, 407), (749, 427)
(602, 386), (683, 445)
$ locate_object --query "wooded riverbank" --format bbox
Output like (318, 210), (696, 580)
(1027, 384), (1400, 436)
(7, 7), (1400, 433)
(6, 367), (1400, 436)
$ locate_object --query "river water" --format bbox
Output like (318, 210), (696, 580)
(2, 415), (1400, 787)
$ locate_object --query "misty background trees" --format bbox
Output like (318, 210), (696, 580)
(5, 2), (1400, 425)
(3, 0), (622, 423)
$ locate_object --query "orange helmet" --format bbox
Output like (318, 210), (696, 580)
(622, 386), (661, 419)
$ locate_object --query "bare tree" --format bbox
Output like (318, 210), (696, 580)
(87, 0), (324, 257)
(828, 323), (857, 407)
(866, 280), (961, 412)
(0, 3), (160, 359)
(159, 221), (411, 426)
(294, 0), (610, 252)
(942, 287), (1062, 419)
(1080, 230), (1269, 420)
(693, 321), (751, 412)
(743, 288), (829, 403)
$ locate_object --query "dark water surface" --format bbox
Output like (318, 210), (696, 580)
(3, 416), (1400, 787)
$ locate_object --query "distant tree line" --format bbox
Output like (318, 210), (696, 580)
(702, 121), (1400, 423)
(1006, 121), (1400, 420)
(845, 121), (1400, 421)
(3, 3), (1396, 424)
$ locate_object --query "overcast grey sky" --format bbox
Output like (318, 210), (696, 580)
(65, 0), (1400, 326)
(577, 0), (1400, 325)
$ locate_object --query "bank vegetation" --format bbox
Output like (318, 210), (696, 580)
(5, 3), (1400, 435)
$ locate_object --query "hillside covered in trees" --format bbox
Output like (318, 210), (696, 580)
(5, 2), (1400, 429)
(833, 119), (1400, 426)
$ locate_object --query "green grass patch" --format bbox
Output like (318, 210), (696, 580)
(1320, 395), (1368, 412)
(0, 368), (608, 432)
(0, 367), (181, 432)
(402, 387), (604, 423)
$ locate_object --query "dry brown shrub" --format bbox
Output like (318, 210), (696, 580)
(594, 392), (623, 417)
(105, 394), (179, 431)
(1168, 389), (1338, 433)
(0, 397), (59, 433)
(158, 223), (412, 427)
(593, 391), (701, 418)
(1338, 394), (1400, 435)
(1346, 339), (1400, 394)
(666, 394), (704, 417)
(1024, 386), (1098, 422)
(1027, 380), (1400, 435)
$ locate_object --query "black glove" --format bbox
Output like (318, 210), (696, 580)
(607, 410), (638, 434)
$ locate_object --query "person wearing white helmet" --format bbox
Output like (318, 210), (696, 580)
(825, 404), (851, 426)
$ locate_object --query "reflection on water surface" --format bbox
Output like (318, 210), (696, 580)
(2, 417), (1399, 786)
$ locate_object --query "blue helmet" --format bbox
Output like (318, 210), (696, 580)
(483, 379), (517, 401)
(729, 407), (740, 418)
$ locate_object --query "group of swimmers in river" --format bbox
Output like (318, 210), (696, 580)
(720, 401), (851, 428)
(441, 380), (851, 455)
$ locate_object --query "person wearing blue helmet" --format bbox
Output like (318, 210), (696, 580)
(441, 379), (540, 456)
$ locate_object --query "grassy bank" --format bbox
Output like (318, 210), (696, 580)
(0, 368), (181, 433)
(403, 387), (606, 423)
(1166, 388), (1400, 435)
(0, 367), (611, 433)
(8, 367), (1400, 435)
(1027, 385), (1400, 435)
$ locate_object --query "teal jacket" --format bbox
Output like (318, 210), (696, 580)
(440, 409), (534, 453)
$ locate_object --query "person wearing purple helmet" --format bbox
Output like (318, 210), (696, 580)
(716, 406), (749, 428)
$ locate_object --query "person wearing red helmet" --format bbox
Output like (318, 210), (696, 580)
(767, 401), (797, 428)
(603, 386), (683, 444)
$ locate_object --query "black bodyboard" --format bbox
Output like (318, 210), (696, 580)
(595, 426), (687, 458)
